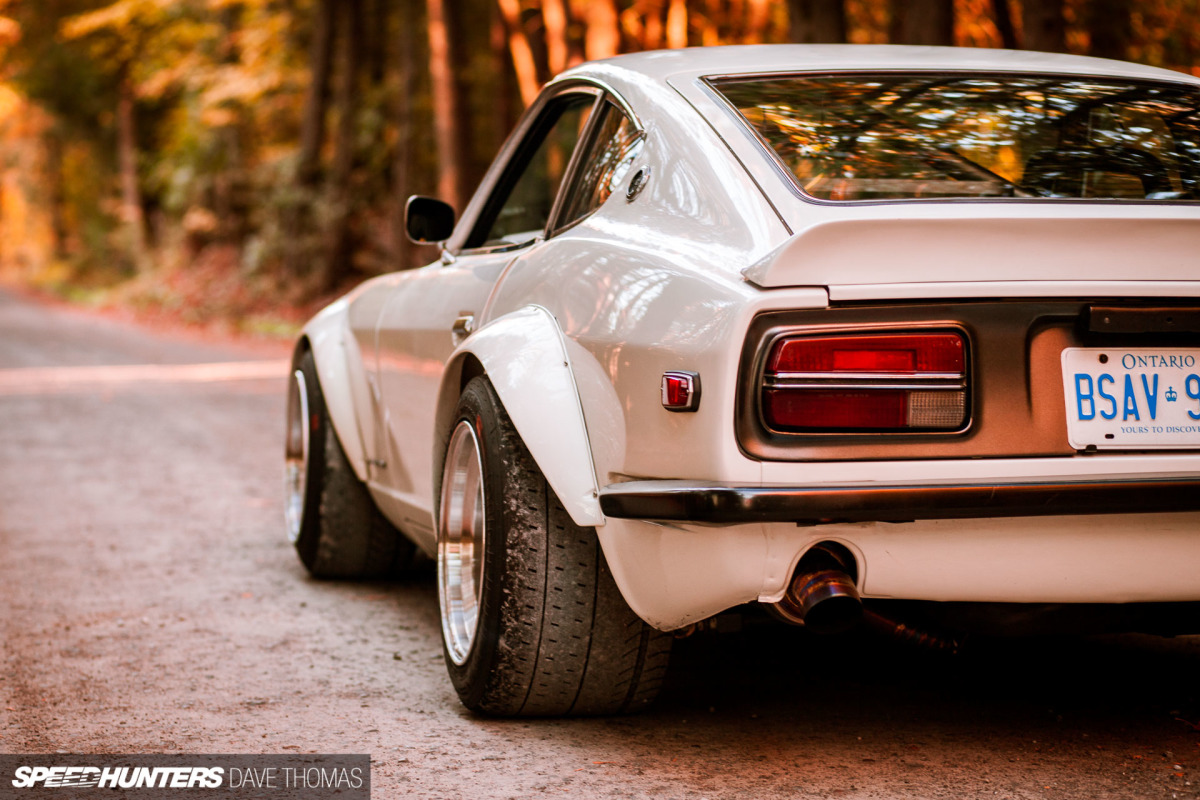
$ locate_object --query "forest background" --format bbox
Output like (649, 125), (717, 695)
(0, 0), (1197, 331)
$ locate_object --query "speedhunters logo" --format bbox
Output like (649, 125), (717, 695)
(12, 767), (224, 789)
(0, 755), (369, 798)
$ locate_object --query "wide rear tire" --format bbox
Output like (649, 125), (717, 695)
(437, 376), (671, 716)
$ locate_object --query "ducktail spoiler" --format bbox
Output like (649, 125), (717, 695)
(741, 215), (1200, 292)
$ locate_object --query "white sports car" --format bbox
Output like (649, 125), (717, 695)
(285, 44), (1200, 716)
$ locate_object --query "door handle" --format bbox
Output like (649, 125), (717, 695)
(451, 313), (475, 345)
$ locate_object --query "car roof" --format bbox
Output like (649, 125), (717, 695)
(567, 43), (1200, 87)
(551, 45), (1200, 299)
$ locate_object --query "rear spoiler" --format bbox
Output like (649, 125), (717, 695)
(742, 215), (1200, 289)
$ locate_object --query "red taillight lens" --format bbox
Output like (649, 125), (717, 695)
(762, 332), (967, 432)
(768, 334), (965, 374)
(764, 390), (907, 429)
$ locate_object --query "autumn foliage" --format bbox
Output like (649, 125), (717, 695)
(0, 0), (1197, 311)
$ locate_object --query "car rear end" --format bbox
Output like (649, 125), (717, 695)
(597, 50), (1200, 638)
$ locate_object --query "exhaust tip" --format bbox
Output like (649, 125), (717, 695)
(770, 543), (863, 633)
(790, 569), (863, 635)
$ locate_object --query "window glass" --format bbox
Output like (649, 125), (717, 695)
(557, 100), (644, 227)
(714, 74), (1200, 202)
(469, 94), (596, 248)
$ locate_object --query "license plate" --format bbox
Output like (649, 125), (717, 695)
(1062, 348), (1200, 449)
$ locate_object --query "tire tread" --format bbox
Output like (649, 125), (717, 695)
(448, 377), (669, 717)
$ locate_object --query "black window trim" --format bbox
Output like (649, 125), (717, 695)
(459, 87), (604, 254)
(545, 97), (647, 239)
(447, 77), (644, 258)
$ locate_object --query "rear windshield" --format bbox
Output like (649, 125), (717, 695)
(712, 73), (1200, 202)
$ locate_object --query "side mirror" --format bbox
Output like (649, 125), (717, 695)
(405, 196), (456, 244)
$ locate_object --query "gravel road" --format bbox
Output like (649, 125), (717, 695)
(2, 287), (1200, 800)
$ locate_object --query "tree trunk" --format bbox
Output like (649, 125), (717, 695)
(427, 0), (462, 210)
(445, 0), (478, 206)
(1022, 0), (1066, 53)
(216, 6), (243, 245)
(699, 0), (720, 45)
(364, 0), (389, 85)
(725, 0), (744, 41)
(297, 0), (336, 186)
(642, 0), (666, 50)
(44, 129), (69, 259)
(392, 0), (417, 269)
(543, 0), (569, 76)
(581, 0), (620, 59)
(991, 0), (1018, 48)
(321, 0), (363, 292)
(788, 0), (847, 43)
(496, 0), (541, 107)
(666, 0), (687, 48)
(745, 0), (771, 43)
(890, 0), (953, 45)
(490, 5), (515, 148)
(283, 0), (336, 280)
(1089, 0), (1131, 60)
(116, 75), (148, 272)
(330, 0), (362, 197)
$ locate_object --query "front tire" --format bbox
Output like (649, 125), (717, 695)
(285, 349), (416, 579)
(438, 376), (671, 716)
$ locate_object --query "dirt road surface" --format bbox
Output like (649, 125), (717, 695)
(2, 288), (1200, 800)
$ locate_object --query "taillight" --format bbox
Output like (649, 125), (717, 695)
(761, 332), (967, 432)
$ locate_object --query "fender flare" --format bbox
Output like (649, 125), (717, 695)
(294, 298), (371, 482)
(433, 305), (604, 528)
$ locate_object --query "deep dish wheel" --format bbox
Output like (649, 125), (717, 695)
(285, 349), (417, 579)
(438, 419), (486, 666)
(438, 376), (671, 716)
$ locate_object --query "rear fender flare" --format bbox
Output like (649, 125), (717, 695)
(433, 305), (604, 528)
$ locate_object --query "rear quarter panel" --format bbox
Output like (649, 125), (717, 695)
(479, 79), (799, 486)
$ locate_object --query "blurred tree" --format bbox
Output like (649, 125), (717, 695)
(3, 0), (113, 262)
(392, 0), (420, 268)
(890, 0), (954, 45)
(447, 0), (481, 205)
(1022, 0), (1068, 51)
(1089, 0), (1132, 59)
(1128, 0), (1200, 72)
(296, 0), (333, 188)
(665, 0), (687, 48)
(622, 0), (666, 49)
(2, 0), (1200, 311)
(992, 0), (1018, 48)
(321, 0), (364, 292)
(789, 0), (846, 42)
(543, 0), (568, 73)
(579, 0), (620, 60)
(745, 0), (774, 43)
(428, 0), (462, 211)
(496, 0), (542, 105)
(58, 0), (189, 271)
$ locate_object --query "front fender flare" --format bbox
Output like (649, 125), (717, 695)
(294, 298), (370, 483)
(434, 306), (604, 528)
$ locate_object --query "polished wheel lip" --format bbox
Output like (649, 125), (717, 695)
(438, 420), (486, 666)
(284, 369), (310, 544)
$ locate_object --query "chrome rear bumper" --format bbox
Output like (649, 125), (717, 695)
(598, 476), (1200, 524)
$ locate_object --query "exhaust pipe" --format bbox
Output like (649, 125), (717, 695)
(863, 609), (961, 654)
(772, 544), (863, 634)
